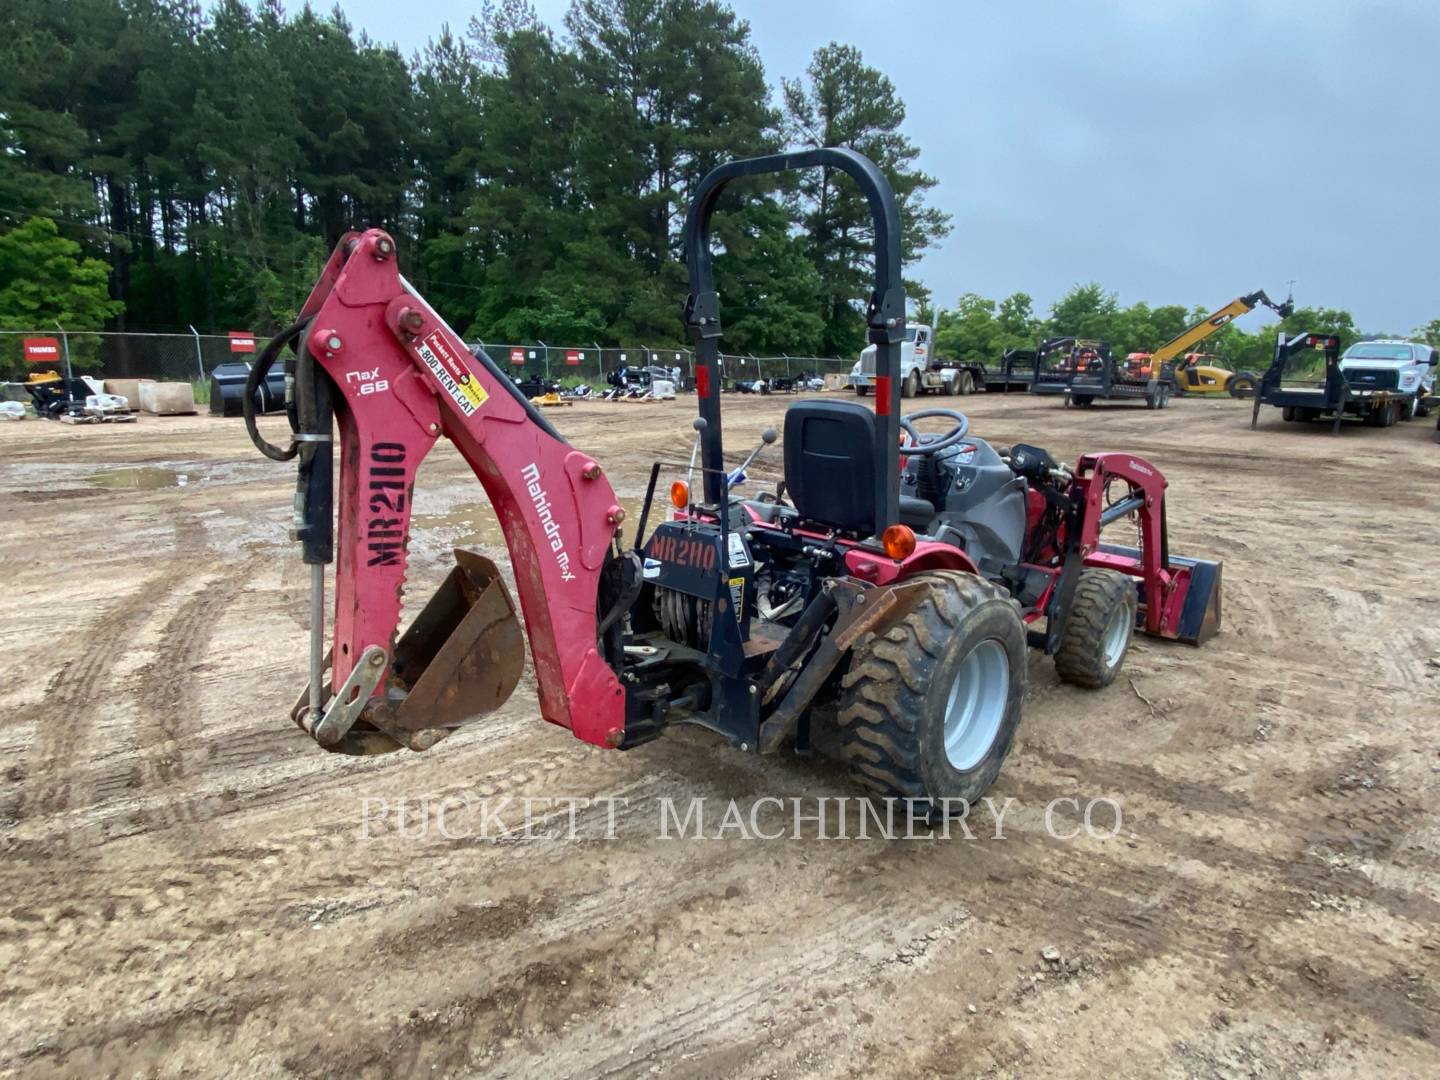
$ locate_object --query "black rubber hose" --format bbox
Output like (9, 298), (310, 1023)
(245, 319), (309, 462)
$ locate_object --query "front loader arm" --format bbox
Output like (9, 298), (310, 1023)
(295, 229), (626, 752)
(1068, 452), (1222, 646)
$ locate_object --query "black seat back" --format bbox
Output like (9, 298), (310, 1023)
(783, 400), (877, 535)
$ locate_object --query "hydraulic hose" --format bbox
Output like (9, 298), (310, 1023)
(244, 319), (310, 462)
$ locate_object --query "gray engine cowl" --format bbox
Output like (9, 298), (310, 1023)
(902, 438), (1030, 573)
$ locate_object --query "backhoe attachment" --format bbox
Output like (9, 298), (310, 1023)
(255, 229), (628, 755)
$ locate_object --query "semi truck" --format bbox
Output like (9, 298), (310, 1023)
(849, 323), (977, 397)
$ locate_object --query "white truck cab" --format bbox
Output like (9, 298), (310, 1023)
(1339, 339), (1437, 418)
(849, 324), (969, 397)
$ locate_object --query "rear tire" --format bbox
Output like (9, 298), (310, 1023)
(958, 371), (974, 395)
(838, 572), (1026, 816)
(1282, 406), (1297, 422)
(855, 384), (869, 397)
(1072, 394), (1094, 407)
(1053, 569), (1137, 689)
(1228, 372), (1257, 398)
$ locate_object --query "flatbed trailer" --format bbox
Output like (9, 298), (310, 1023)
(1030, 338), (1177, 409)
(1251, 333), (1415, 434)
(980, 347), (1037, 392)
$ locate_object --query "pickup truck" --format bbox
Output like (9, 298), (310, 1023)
(1337, 339), (1436, 420)
(848, 324), (976, 398)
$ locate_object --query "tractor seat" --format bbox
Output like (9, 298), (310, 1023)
(783, 400), (879, 535)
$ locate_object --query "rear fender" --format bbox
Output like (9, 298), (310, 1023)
(843, 540), (979, 585)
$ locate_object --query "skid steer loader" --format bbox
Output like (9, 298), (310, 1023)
(248, 149), (1222, 814)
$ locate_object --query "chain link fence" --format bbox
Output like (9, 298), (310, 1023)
(2, 328), (858, 397)
(0, 328), (241, 386)
(471, 342), (854, 389)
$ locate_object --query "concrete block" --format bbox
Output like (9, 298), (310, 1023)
(138, 381), (197, 416)
(104, 378), (154, 408)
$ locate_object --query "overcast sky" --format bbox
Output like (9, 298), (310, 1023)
(341, 0), (1436, 333)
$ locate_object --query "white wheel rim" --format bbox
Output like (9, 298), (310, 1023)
(943, 639), (1009, 771)
(1102, 601), (1132, 670)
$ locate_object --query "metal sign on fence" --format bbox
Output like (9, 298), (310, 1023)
(23, 337), (62, 363)
(509, 348), (525, 366)
(565, 350), (581, 366)
(228, 331), (257, 354)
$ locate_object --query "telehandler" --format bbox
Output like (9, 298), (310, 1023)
(1127, 289), (1293, 398)
(247, 149), (1222, 815)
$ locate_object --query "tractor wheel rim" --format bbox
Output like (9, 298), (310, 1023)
(943, 639), (1009, 772)
(1102, 602), (1132, 669)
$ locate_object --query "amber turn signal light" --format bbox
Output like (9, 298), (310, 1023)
(882, 524), (916, 560)
(670, 480), (690, 509)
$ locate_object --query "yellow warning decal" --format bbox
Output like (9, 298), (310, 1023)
(417, 330), (489, 416)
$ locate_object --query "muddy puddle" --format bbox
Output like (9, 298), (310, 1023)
(87, 466), (188, 489)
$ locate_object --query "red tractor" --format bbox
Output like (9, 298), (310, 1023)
(248, 149), (1221, 816)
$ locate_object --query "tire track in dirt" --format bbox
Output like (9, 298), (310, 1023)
(130, 562), (258, 841)
(15, 518), (201, 846)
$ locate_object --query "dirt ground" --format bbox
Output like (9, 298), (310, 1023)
(1, 389), (1437, 1079)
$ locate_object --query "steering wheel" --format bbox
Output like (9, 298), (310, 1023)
(898, 407), (970, 456)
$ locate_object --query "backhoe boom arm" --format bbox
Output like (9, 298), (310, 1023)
(289, 229), (627, 753)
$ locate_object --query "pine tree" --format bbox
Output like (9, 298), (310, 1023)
(782, 42), (950, 357)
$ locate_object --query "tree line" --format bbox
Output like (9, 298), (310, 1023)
(1, 0), (945, 360)
(933, 283), (1439, 374)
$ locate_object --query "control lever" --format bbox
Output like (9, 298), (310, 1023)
(685, 416), (707, 511)
(727, 427), (778, 488)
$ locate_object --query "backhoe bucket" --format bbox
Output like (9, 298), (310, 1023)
(389, 549), (525, 738)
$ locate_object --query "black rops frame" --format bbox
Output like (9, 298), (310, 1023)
(682, 148), (906, 535)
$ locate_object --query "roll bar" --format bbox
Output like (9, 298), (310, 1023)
(681, 148), (906, 533)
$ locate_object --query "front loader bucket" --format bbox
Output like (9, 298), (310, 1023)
(1098, 543), (1222, 646)
(1165, 552), (1223, 646)
(389, 549), (525, 737)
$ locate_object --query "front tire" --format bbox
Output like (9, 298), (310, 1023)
(1228, 372), (1257, 398)
(1054, 569), (1137, 689)
(855, 384), (869, 397)
(901, 371), (919, 399)
(839, 572), (1026, 816)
